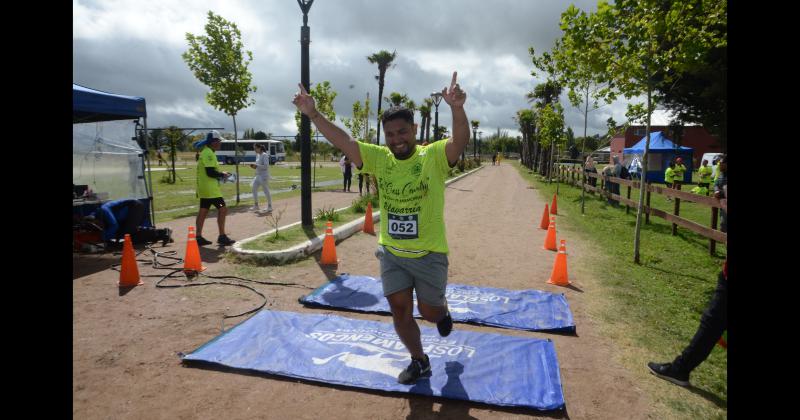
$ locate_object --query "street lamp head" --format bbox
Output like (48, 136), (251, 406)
(430, 92), (443, 107)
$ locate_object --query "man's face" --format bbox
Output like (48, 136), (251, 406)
(383, 118), (418, 160)
(209, 139), (222, 150)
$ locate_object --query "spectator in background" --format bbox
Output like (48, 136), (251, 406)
(89, 199), (146, 247)
(696, 159), (713, 196)
(193, 131), (235, 246)
(607, 155), (622, 206)
(249, 143), (272, 213)
(672, 157), (687, 190)
(713, 155), (727, 232)
(340, 154), (355, 192)
(664, 161), (676, 202)
(585, 156), (598, 188)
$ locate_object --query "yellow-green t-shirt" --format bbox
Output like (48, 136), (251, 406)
(698, 165), (712, 182)
(664, 167), (675, 183)
(673, 163), (686, 182)
(358, 140), (452, 258)
(197, 146), (222, 198)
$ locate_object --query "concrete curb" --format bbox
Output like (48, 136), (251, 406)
(229, 163), (485, 265)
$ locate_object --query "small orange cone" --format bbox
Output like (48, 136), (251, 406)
(183, 226), (206, 275)
(119, 234), (143, 287)
(543, 216), (557, 251)
(539, 203), (550, 230)
(550, 194), (558, 215)
(363, 201), (375, 235)
(320, 221), (339, 266)
(548, 240), (570, 286)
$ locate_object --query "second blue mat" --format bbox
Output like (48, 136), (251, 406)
(300, 274), (575, 333)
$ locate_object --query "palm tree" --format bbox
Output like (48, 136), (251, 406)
(527, 80), (562, 174)
(419, 98), (432, 143)
(385, 92), (408, 107)
(367, 50), (397, 145)
(515, 109), (536, 169)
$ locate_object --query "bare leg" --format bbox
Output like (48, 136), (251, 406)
(386, 289), (425, 359)
(417, 301), (448, 323)
(217, 206), (227, 236)
(196, 208), (209, 237)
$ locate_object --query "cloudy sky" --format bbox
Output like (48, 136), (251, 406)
(74, 0), (656, 142)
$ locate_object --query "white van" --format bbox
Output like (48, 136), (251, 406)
(700, 152), (724, 178)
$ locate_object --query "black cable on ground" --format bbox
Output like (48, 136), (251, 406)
(108, 245), (315, 320)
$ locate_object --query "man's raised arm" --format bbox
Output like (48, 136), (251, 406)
(292, 83), (363, 168)
(442, 72), (469, 166)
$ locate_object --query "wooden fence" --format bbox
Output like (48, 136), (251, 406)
(554, 164), (726, 255)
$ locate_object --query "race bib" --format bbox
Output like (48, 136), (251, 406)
(387, 213), (418, 239)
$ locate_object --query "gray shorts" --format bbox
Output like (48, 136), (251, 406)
(375, 245), (448, 306)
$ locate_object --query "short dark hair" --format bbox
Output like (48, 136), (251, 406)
(381, 106), (414, 125)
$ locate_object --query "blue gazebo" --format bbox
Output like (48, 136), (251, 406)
(623, 131), (693, 184)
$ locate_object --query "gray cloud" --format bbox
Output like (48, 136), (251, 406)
(74, 0), (633, 142)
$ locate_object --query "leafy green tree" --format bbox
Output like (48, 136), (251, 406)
(341, 98), (373, 142)
(183, 10), (257, 203)
(433, 126), (449, 141)
(385, 92), (408, 107)
(514, 109), (536, 168)
(367, 50), (397, 144)
(559, 0), (726, 263)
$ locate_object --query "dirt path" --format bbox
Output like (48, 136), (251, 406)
(73, 163), (653, 419)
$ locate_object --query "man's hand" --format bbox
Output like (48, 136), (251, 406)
(441, 72), (467, 108)
(292, 83), (317, 116)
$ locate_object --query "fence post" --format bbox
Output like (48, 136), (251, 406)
(710, 206), (719, 255)
(626, 185), (631, 214)
(672, 184), (681, 235)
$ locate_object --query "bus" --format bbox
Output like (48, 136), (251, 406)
(216, 139), (286, 165)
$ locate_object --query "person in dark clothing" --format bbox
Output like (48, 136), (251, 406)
(648, 191), (727, 387)
(713, 155), (727, 233)
(86, 199), (171, 248)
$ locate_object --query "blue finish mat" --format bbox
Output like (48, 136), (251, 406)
(183, 310), (566, 411)
(300, 274), (575, 333)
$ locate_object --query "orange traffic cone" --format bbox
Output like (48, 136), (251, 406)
(183, 226), (206, 275)
(543, 216), (557, 251)
(119, 234), (143, 287)
(550, 194), (558, 215)
(548, 240), (570, 286)
(320, 221), (338, 266)
(539, 203), (550, 230)
(363, 201), (375, 235)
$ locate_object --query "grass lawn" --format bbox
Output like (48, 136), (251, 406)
(241, 206), (369, 252)
(517, 162), (726, 419)
(147, 161), (343, 223)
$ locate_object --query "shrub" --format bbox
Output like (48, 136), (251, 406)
(315, 205), (340, 222)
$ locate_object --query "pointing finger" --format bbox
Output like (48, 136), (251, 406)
(450, 72), (458, 90)
(297, 83), (308, 95)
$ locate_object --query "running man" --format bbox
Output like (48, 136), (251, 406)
(293, 72), (469, 384)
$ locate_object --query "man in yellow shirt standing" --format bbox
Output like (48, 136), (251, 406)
(194, 131), (236, 246)
(293, 72), (468, 385)
(696, 159), (713, 196)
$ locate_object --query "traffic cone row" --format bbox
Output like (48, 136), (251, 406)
(550, 194), (558, 215)
(183, 226), (205, 275)
(118, 234), (143, 287)
(536, 203), (572, 287)
(320, 221), (338, 266)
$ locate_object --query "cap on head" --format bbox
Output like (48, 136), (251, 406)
(207, 130), (222, 143)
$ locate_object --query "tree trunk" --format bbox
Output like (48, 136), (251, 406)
(376, 71), (385, 145)
(425, 116), (431, 142)
(419, 116), (426, 142)
(233, 114), (240, 204)
(633, 86), (653, 264)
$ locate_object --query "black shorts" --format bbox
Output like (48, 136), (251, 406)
(199, 197), (226, 209)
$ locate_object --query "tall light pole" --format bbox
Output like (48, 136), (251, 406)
(472, 126), (478, 159)
(430, 92), (443, 141)
(297, 0), (314, 226)
(478, 131), (482, 160)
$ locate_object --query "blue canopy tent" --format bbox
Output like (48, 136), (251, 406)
(73, 83), (155, 228)
(623, 131), (693, 184)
